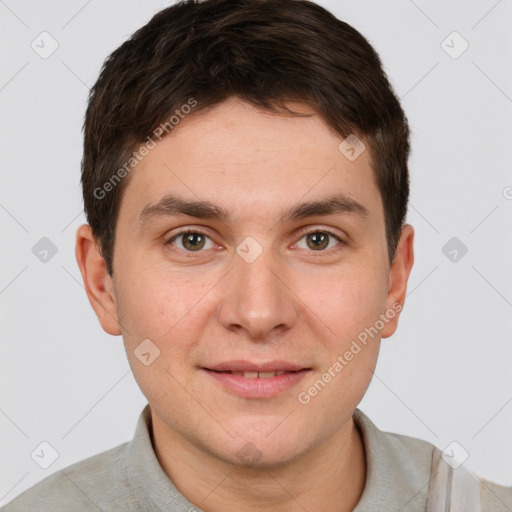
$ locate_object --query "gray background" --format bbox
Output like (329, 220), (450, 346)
(1, 0), (511, 504)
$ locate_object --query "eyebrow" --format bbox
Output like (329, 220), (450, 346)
(138, 192), (370, 226)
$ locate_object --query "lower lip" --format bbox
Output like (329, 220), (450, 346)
(203, 369), (310, 398)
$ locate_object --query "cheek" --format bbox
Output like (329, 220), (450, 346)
(297, 273), (383, 427)
(297, 258), (386, 394)
(116, 270), (203, 406)
(302, 260), (388, 335)
(116, 263), (196, 335)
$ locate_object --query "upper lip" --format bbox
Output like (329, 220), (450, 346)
(204, 360), (309, 373)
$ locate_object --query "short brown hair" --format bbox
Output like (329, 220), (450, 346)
(81, 0), (410, 276)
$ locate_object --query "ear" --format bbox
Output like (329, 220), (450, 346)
(380, 224), (414, 339)
(75, 224), (122, 336)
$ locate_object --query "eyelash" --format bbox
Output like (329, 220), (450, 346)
(165, 227), (346, 255)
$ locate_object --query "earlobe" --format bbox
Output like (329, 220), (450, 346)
(381, 224), (415, 339)
(75, 224), (122, 336)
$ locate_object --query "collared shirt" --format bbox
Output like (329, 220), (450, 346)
(2, 404), (511, 511)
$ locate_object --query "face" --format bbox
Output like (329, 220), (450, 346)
(77, 96), (413, 468)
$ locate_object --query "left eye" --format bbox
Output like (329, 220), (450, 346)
(167, 231), (215, 252)
(295, 231), (343, 251)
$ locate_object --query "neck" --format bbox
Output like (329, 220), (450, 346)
(152, 414), (366, 512)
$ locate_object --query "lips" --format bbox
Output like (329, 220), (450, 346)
(204, 360), (308, 373)
(201, 360), (311, 398)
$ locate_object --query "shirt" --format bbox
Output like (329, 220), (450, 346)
(2, 404), (511, 511)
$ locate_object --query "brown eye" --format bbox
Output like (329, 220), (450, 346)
(295, 230), (343, 252)
(182, 232), (206, 251)
(167, 230), (214, 252)
(306, 232), (329, 250)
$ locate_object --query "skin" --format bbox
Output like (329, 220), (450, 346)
(76, 96), (414, 512)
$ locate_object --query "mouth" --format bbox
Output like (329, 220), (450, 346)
(201, 360), (312, 398)
(203, 360), (309, 373)
(207, 369), (300, 378)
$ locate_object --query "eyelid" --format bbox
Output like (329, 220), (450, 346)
(295, 226), (344, 240)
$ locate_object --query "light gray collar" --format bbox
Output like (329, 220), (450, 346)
(127, 405), (433, 511)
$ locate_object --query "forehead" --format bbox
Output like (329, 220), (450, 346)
(118, 98), (382, 226)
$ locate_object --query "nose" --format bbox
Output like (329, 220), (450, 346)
(216, 243), (298, 341)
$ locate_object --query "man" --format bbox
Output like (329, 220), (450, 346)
(3, 0), (511, 510)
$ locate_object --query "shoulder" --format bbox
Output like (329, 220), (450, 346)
(481, 478), (512, 511)
(386, 428), (435, 458)
(379, 426), (512, 510)
(1, 441), (140, 512)
(352, 408), (435, 510)
(353, 407), (435, 474)
(352, 408), (512, 511)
